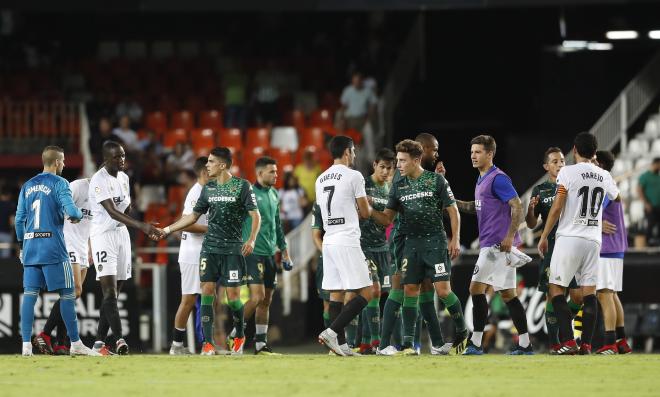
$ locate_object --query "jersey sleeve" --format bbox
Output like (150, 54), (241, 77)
(437, 174), (456, 208)
(604, 172), (620, 200)
(182, 186), (199, 216)
(15, 186), (26, 242)
(193, 185), (210, 215)
(241, 180), (258, 211)
(352, 172), (367, 199)
(311, 203), (323, 230)
(386, 183), (400, 211)
(57, 178), (83, 220)
(274, 190), (287, 250)
(531, 185), (541, 217)
(492, 174), (518, 203)
(90, 174), (113, 204)
(556, 167), (569, 192)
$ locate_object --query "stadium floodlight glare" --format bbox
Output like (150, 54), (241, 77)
(605, 30), (638, 40)
(562, 40), (588, 49)
(649, 31), (660, 39)
(587, 42), (613, 51)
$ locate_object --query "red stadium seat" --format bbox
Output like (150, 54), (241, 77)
(341, 128), (362, 145)
(285, 109), (306, 131)
(219, 128), (242, 150)
(268, 148), (294, 172)
(246, 128), (270, 150)
(241, 146), (266, 183)
(163, 128), (189, 150)
(146, 111), (168, 135)
(199, 110), (223, 130)
(299, 127), (325, 151)
(171, 110), (195, 130)
(167, 185), (187, 216)
(310, 108), (334, 128)
(184, 96), (206, 114)
(191, 128), (216, 156)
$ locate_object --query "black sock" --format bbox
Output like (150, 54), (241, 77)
(616, 326), (626, 341)
(43, 299), (61, 336)
(581, 294), (598, 345)
(96, 305), (110, 342)
(605, 330), (616, 345)
(330, 296), (369, 343)
(173, 328), (186, 343)
(551, 295), (574, 343)
(505, 297), (529, 335)
(472, 294), (488, 333)
(56, 321), (68, 346)
(101, 296), (123, 340)
(328, 301), (345, 345)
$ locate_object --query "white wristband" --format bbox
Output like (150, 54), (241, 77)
(163, 226), (171, 235)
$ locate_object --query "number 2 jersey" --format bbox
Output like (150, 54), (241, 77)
(555, 162), (619, 245)
(15, 172), (82, 266)
(315, 164), (367, 247)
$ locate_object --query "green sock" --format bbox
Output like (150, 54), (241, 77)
(361, 309), (371, 344)
(322, 310), (331, 329)
(568, 300), (582, 318)
(545, 301), (560, 345)
(381, 289), (403, 348)
(441, 292), (467, 334)
(345, 317), (359, 347)
(227, 299), (245, 338)
(419, 291), (444, 346)
(367, 298), (381, 343)
(402, 296), (419, 348)
(201, 295), (215, 344)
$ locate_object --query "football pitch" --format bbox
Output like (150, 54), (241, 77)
(1, 354), (659, 397)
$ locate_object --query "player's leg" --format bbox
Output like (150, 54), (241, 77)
(418, 279), (445, 353)
(363, 279), (381, 352)
(399, 246), (424, 355)
(430, 250), (467, 352)
(222, 254), (248, 354)
(214, 285), (230, 352)
(613, 292), (631, 353)
(380, 235), (404, 352)
(596, 258), (618, 354)
(254, 256), (278, 354)
(21, 265), (45, 356)
(500, 287), (533, 354)
(465, 247), (496, 354)
(573, 241), (600, 354)
(243, 254), (266, 330)
(344, 292), (359, 348)
(36, 297), (60, 354)
(199, 252), (222, 354)
(171, 261), (200, 354)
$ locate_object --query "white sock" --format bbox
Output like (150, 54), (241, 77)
(471, 331), (483, 347)
(94, 341), (104, 348)
(175, 327), (185, 332)
(339, 343), (349, 350)
(71, 339), (83, 346)
(519, 333), (530, 348)
(172, 341), (183, 347)
(229, 327), (237, 338)
(23, 342), (32, 349)
(256, 342), (266, 350)
(255, 324), (268, 335)
(326, 328), (338, 338)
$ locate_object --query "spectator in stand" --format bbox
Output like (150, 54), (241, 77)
(138, 130), (164, 157)
(253, 61), (284, 127)
(279, 172), (307, 232)
(135, 143), (166, 213)
(638, 158), (660, 246)
(224, 71), (249, 129)
(89, 117), (122, 164)
(112, 115), (140, 153)
(165, 142), (195, 185)
(339, 71), (377, 133)
(115, 96), (143, 125)
(0, 188), (15, 258)
(293, 148), (322, 206)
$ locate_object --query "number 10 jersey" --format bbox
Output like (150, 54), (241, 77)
(555, 162), (619, 245)
(315, 164), (367, 247)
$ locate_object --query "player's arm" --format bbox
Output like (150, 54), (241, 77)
(57, 180), (83, 221)
(538, 185), (567, 258)
(456, 200), (476, 214)
(274, 199), (290, 262)
(525, 187), (541, 228)
(370, 208), (396, 226)
(100, 199), (157, 235)
(446, 204), (461, 260)
(356, 196), (372, 219)
(501, 197), (523, 252)
(163, 212), (202, 235)
(180, 223), (208, 234)
(312, 229), (323, 251)
(353, 173), (371, 219)
(242, 209), (261, 256)
(14, 186), (26, 251)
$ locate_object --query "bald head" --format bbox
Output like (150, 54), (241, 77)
(415, 133), (437, 147)
(415, 133), (439, 171)
(42, 146), (64, 167)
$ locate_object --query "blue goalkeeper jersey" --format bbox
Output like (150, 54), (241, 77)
(15, 172), (82, 266)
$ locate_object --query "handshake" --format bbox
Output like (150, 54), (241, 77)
(142, 223), (170, 241)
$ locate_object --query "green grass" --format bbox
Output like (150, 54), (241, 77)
(1, 354), (659, 397)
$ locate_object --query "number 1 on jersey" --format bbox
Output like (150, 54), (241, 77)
(32, 199), (41, 229)
(323, 185), (335, 217)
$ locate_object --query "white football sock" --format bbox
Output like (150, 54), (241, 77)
(471, 331), (483, 347)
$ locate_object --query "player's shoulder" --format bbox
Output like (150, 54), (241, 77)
(70, 178), (90, 189)
(118, 170), (130, 181)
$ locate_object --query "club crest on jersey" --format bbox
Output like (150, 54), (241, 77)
(95, 186), (101, 194)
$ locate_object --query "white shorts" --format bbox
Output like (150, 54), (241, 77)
(597, 257), (623, 292)
(90, 227), (132, 281)
(65, 239), (90, 269)
(550, 236), (599, 287)
(179, 262), (201, 295)
(321, 244), (372, 291)
(471, 247), (517, 291)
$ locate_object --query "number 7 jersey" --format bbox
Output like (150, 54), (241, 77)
(555, 162), (619, 244)
(315, 164), (367, 247)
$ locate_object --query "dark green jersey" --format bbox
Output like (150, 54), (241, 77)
(311, 203), (324, 232)
(360, 176), (390, 251)
(391, 168), (404, 234)
(531, 180), (558, 240)
(194, 176), (258, 254)
(387, 170), (455, 245)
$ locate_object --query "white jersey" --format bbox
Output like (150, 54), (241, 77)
(64, 178), (92, 253)
(315, 164), (366, 247)
(555, 162), (619, 244)
(178, 182), (208, 264)
(89, 167), (131, 237)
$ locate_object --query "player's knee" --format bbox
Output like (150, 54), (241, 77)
(260, 294), (273, 308)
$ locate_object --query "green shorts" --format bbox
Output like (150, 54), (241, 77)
(199, 252), (246, 287)
(246, 254), (278, 289)
(364, 249), (392, 291)
(401, 237), (451, 285)
(390, 231), (406, 274)
(537, 239), (578, 292)
(315, 255), (330, 301)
